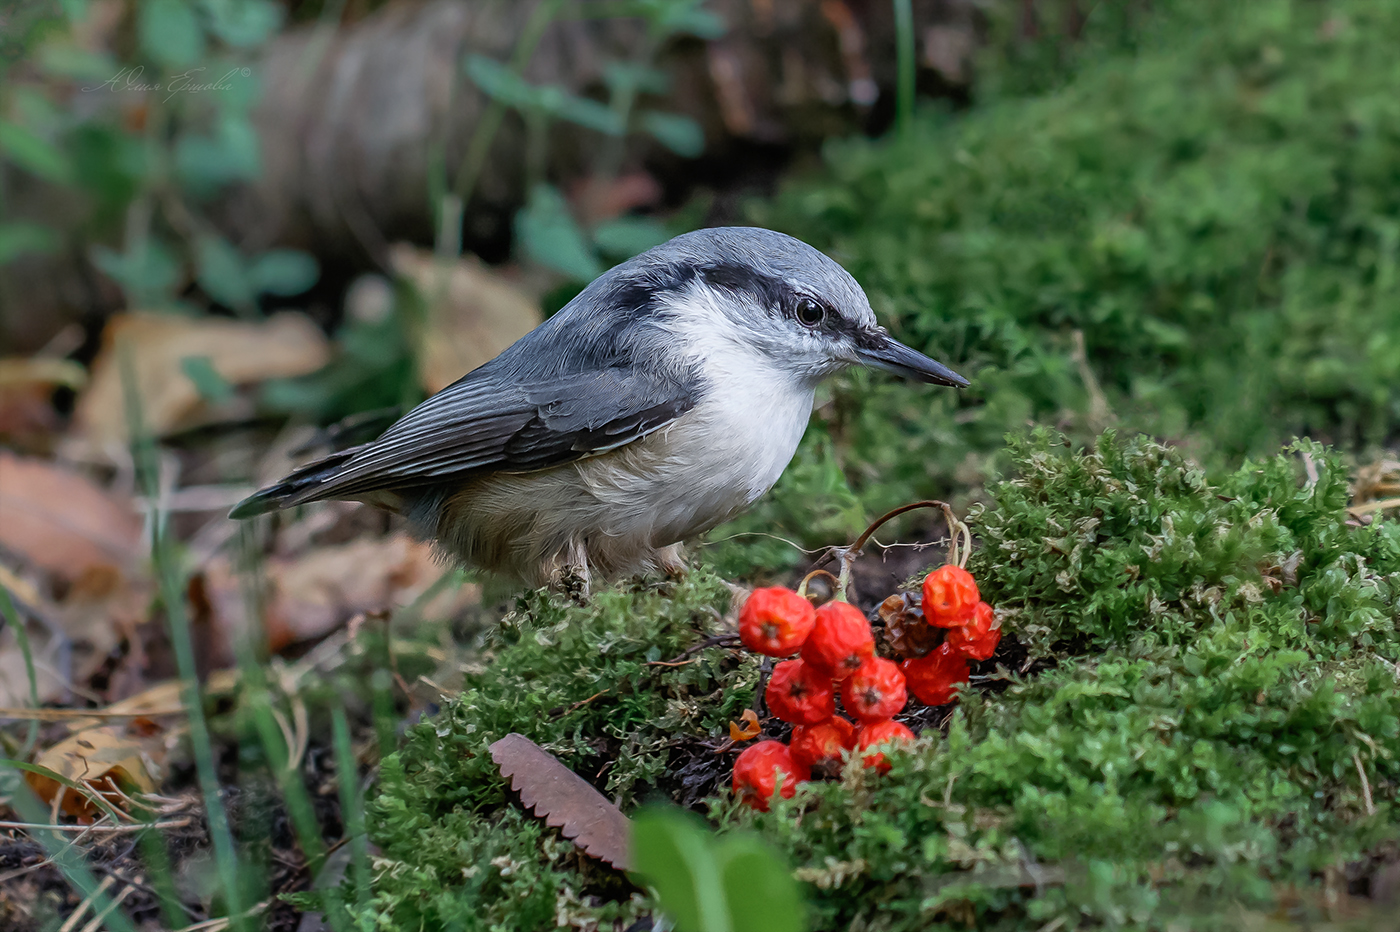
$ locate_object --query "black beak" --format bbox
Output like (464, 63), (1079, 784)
(857, 333), (969, 387)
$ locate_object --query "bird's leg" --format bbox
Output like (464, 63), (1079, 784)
(657, 543), (688, 580)
(556, 538), (591, 603)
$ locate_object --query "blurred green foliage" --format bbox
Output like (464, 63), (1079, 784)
(0, 0), (320, 311)
(724, 0), (1400, 572)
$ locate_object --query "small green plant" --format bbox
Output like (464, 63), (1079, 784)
(631, 806), (806, 932)
(457, 0), (720, 281)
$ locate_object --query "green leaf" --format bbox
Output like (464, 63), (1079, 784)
(39, 46), (119, 81)
(195, 235), (254, 308)
(629, 808), (730, 932)
(0, 120), (74, 184)
(91, 240), (181, 302)
(716, 835), (805, 932)
(514, 184), (602, 282)
(663, 6), (725, 39)
(642, 111), (705, 157)
(466, 55), (623, 134)
(0, 222), (61, 264)
(592, 216), (670, 259)
(201, 0), (281, 46)
(175, 113), (261, 192)
(552, 92), (625, 136)
(180, 355), (235, 403)
(603, 61), (670, 96)
(464, 55), (540, 110)
(139, 0), (206, 68)
(248, 249), (319, 296)
(60, 0), (91, 21)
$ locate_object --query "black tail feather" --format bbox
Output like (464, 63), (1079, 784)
(228, 448), (361, 519)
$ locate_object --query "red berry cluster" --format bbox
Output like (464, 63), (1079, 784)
(729, 566), (1002, 811)
(899, 565), (1001, 706)
(732, 590), (912, 810)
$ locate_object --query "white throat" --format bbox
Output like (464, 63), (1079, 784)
(657, 286), (818, 503)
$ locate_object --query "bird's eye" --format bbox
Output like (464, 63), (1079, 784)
(795, 297), (826, 328)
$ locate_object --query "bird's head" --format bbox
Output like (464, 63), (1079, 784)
(633, 227), (968, 390)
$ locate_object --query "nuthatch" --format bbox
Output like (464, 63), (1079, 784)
(231, 227), (967, 590)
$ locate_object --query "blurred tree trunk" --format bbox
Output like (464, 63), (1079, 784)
(223, 0), (981, 266)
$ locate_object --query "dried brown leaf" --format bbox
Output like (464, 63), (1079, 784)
(29, 723), (162, 820)
(392, 246), (541, 394)
(0, 451), (142, 580)
(489, 733), (631, 870)
(196, 534), (480, 659)
(73, 311), (330, 450)
(729, 708), (761, 741)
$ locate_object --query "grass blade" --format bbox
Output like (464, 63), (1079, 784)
(0, 586), (39, 757)
(120, 343), (247, 928)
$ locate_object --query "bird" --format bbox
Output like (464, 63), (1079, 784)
(230, 227), (968, 592)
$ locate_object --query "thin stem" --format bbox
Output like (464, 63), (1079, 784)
(120, 346), (246, 929)
(451, 0), (566, 201)
(893, 0), (915, 137)
(0, 587), (39, 757)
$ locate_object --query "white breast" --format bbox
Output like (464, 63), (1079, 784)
(575, 285), (816, 540)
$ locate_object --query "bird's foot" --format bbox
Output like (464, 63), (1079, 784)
(657, 543), (688, 580)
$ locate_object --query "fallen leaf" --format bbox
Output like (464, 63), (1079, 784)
(28, 722), (161, 820)
(73, 311), (331, 451)
(0, 451), (143, 580)
(490, 733), (631, 869)
(391, 246), (541, 394)
(0, 357), (86, 450)
(196, 533), (480, 657)
(729, 708), (761, 741)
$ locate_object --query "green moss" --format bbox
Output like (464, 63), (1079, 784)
(720, 0), (1400, 570)
(743, 434), (1400, 930)
(353, 433), (1399, 930)
(357, 573), (754, 929)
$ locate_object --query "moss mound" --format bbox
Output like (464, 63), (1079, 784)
(721, 0), (1400, 571)
(353, 433), (1399, 930)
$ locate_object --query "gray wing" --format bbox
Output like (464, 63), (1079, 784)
(277, 364), (697, 505)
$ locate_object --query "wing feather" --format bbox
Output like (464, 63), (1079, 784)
(281, 364), (697, 505)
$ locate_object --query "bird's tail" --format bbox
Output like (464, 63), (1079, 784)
(228, 448), (361, 519)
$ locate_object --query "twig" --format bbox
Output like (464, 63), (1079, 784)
(1355, 749), (1376, 816)
(0, 818), (192, 834)
(551, 689), (610, 718)
(1349, 496), (1400, 516)
(79, 881), (138, 932)
(57, 873), (116, 932)
(656, 635), (741, 665)
(808, 500), (969, 595)
(171, 900), (270, 932)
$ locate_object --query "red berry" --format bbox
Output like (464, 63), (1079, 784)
(801, 601), (875, 679)
(840, 656), (907, 723)
(901, 643), (970, 706)
(947, 601), (1001, 661)
(732, 740), (808, 811)
(766, 659), (836, 724)
(922, 564), (980, 628)
(789, 716), (856, 769)
(739, 587), (817, 657)
(856, 719), (916, 774)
